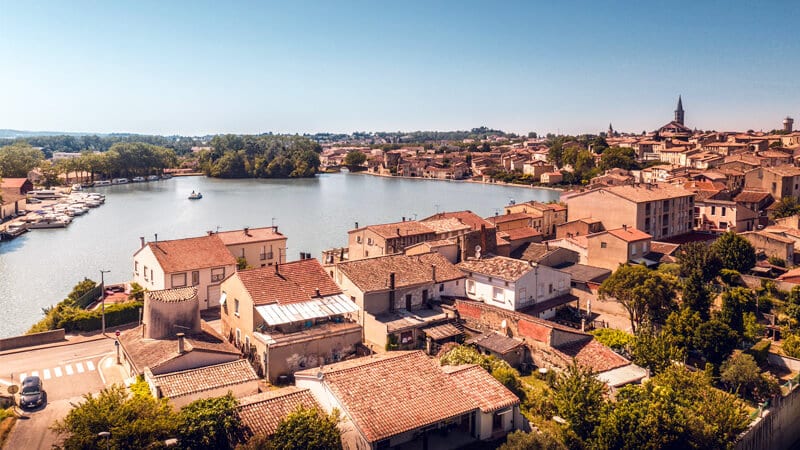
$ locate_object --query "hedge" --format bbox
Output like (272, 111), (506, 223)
(28, 301), (142, 334)
(745, 339), (771, 366)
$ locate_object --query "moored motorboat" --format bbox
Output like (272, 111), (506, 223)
(188, 191), (203, 200)
(27, 217), (69, 229)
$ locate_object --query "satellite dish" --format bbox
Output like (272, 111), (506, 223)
(475, 245), (481, 252)
(316, 371), (324, 380)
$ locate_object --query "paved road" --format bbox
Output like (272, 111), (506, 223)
(1, 338), (117, 450)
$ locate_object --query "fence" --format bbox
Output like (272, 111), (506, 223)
(73, 283), (103, 309)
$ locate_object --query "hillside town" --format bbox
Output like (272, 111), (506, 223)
(6, 99), (800, 449)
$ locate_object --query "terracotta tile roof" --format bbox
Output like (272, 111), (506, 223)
(734, 190), (772, 203)
(236, 258), (342, 306)
(604, 227), (651, 242)
(485, 212), (534, 225)
(359, 220), (435, 239)
(238, 387), (320, 437)
(571, 184), (693, 204)
(215, 227), (286, 245)
(296, 351), (490, 442)
(765, 166), (800, 177)
(457, 255), (534, 282)
(442, 365), (520, 413)
(498, 227), (542, 241)
(422, 217), (472, 234)
(146, 287), (198, 303)
(421, 211), (495, 231)
(466, 332), (524, 355)
(337, 252), (464, 292)
(554, 338), (630, 372)
(0, 178), (28, 189)
(142, 235), (236, 273)
(151, 359), (257, 399)
(119, 321), (240, 374)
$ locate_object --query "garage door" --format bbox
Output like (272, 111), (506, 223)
(207, 284), (221, 309)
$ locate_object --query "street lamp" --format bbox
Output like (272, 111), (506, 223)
(98, 431), (110, 450)
(100, 270), (111, 335)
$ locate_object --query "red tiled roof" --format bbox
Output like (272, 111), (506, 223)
(142, 235), (236, 273)
(734, 190), (772, 203)
(357, 220), (435, 239)
(457, 255), (535, 281)
(236, 258), (341, 306)
(215, 227), (286, 246)
(442, 365), (520, 412)
(337, 252), (464, 292)
(499, 227), (542, 241)
(0, 178), (28, 189)
(485, 212), (534, 225)
(296, 351), (501, 442)
(422, 211), (495, 231)
(555, 339), (630, 372)
(238, 387), (320, 437)
(151, 359), (258, 399)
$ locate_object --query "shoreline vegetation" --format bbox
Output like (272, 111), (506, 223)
(354, 169), (567, 193)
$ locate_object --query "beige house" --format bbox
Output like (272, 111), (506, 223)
(295, 351), (523, 450)
(504, 201), (567, 237)
(694, 199), (757, 233)
(219, 258), (361, 382)
(565, 184), (695, 240)
(585, 227), (653, 272)
(486, 212), (540, 232)
(334, 252), (465, 352)
(132, 235), (237, 310)
(740, 231), (795, 264)
(744, 166), (800, 199)
(348, 220), (436, 260)
(215, 226), (287, 268)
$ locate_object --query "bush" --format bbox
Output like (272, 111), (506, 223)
(782, 334), (800, 359)
(591, 328), (632, 353)
(719, 269), (742, 286)
(745, 339), (771, 366)
(28, 301), (142, 334)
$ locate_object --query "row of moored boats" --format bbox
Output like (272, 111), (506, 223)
(0, 192), (106, 240)
(89, 174), (171, 187)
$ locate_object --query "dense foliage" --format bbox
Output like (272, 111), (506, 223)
(0, 142), (44, 177)
(269, 406), (342, 450)
(711, 232), (756, 273)
(177, 394), (243, 450)
(598, 265), (677, 333)
(198, 135), (322, 178)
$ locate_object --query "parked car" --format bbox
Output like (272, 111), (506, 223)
(19, 376), (46, 409)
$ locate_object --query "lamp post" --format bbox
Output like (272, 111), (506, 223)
(100, 270), (110, 335)
(98, 431), (110, 450)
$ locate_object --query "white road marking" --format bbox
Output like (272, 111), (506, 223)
(19, 373), (26, 382)
(75, 363), (84, 373)
(0, 379), (11, 386)
(65, 365), (73, 375)
(104, 359), (112, 368)
(43, 369), (51, 380)
(86, 361), (95, 371)
(54, 367), (63, 377)
(31, 371), (39, 378)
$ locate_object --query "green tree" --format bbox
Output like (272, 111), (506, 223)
(681, 272), (712, 320)
(719, 288), (753, 337)
(270, 406), (342, 450)
(52, 385), (177, 450)
(662, 308), (702, 353)
(720, 352), (760, 396)
(770, 196), (800, 219)
(630, 326), (686, 375)
(343, 150), (367, 167)
(590, 329), (633, 353)
(677, 242), (722, 282)
(598, 147), (637, 171)
(0, 142), (44, 177)
(781, 333), (800, 358)
(711, 232), (756, 273)
(599, 265), (677, 333)
(499, 429), (566, 450)
(693, 320), (738, 368)
(551, 362), (607, 442)
(177, 393), (243, 450)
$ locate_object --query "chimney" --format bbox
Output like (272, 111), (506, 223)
(244, 227), (250, 236)
(622, 224), (627, 231)
(431, 264), (437, 282)
(139, 236), (145, 249)
(315, 288), (321, 297)
(275, 263), (280, 275)
(355, 222), (359, 229)
(154, 233), (158, 243)
(396, 227), (401, 236)
(480, 224), (487, 254)
(207, 230), (213, 236)
(177, 333), (186, 354)
(402, 216), (406, 222)
(274, 225), (279, 233)
(300, 251), (304, 260)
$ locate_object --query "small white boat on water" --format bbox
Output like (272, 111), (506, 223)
(94, 180), (112, 186)
(71, 184), (82, 191)
(112, 178), (129, 184)
(132, 176), (146, 182)
(147, 175), (159, 181)
(28, 217), (69, 229)
(188, 191), (203, 200)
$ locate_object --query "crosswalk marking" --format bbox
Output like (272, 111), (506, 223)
(14, 359), (101, 382)
(54, 367), (63, 377)
(65, 365), (73, 375)
(43, 369), (51, 380)
(75, 363), (84, 373)
(86, 361), (95, 371)
(31, 371), (39, 378)
(19, 373), (26, 382)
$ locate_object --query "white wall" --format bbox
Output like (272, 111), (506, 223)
(133, 246), (166, 291)
(464, 266), (570, 312)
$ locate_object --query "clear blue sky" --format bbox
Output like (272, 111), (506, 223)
(1, 1), (798, 136)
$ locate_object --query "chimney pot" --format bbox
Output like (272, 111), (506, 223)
(177, 333), (186, 354)
(139, 236), (145, 248)
(431, 264), (437, 282)
(315, 288), (321, 297)
(355, 222), (359, 229)
(244, 227), (249, 235)
(154, 233), (158, 243)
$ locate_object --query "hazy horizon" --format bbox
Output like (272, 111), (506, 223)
(2, 1), (799, 136)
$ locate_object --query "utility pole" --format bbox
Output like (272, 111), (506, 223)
(100, 270), (110, 335)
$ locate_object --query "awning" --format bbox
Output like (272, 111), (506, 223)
(255, 294), (359, 326)
(422, 322), (462, 341)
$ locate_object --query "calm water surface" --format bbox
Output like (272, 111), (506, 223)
(0, 173), (559, 337)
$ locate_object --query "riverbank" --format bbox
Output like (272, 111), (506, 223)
(354, 170), (567, 193)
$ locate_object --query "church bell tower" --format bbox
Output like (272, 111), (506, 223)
(675, 96), (685, 126)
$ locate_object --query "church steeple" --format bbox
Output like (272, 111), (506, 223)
(675, 95), (685, 125)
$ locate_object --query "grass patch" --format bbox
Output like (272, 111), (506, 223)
(0, 414), (17, 448)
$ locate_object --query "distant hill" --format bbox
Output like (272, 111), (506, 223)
(0, 129), (111, 139)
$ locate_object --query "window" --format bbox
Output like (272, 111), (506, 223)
(548, 283), (553, 294)
(244, 335), (250, 353)
(171, 273), (187, 288)
(134, 261), (139, 275)
(356, 236), (362, 244)
(235, 329), (241, 346)
(405, 294), (412, 310)
(211, 267), (225, 282)
(143, 265), (148, 281)
(439, 283), (444, 292)
(711, 206), (716, 215)
(150, 269), (153, 282)
(467, 280), (476, 294)
(493, 287), (503, 301)
(192, 271), (199, 286)
(234, 298), (240, 316)
(367, 237), (373, 245)
(400, 331), (413, 344)
(600, 241), (607, 249)
(721, 207), (726, 216)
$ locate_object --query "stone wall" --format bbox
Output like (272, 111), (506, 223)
(0, 329), (65, 351)
(736, 383), (800, 450)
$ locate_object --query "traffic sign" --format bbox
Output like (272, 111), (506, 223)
(7, 385), (18, 395)
(115, 330), (120, 337)
(114, 340), (120, 347)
